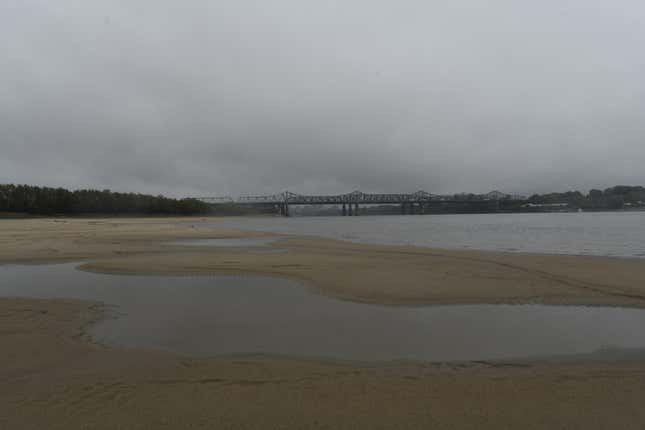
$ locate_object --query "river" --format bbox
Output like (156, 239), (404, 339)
(204, 211), (645, 258)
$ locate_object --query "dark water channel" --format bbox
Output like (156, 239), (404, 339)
(2, 263), (645, 362)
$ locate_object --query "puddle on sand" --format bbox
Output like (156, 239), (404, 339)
(2, 263), (645, 362)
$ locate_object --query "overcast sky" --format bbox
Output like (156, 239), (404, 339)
(1, 0), (644, 197)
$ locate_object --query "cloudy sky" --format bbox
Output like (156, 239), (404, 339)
(1, 0), (644, 197)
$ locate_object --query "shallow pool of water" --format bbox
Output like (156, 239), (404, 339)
(2, 263), (645, 362)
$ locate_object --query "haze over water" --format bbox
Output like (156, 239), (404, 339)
(207, 212), (645, 258)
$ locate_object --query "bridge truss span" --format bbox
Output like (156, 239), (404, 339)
(194, 190), (520, 217)
(197, 190), (444, 205)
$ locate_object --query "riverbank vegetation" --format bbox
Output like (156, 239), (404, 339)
(526, 186), (645, 210)
(1, 183), (644, 216)
(0, 184), (210, 216)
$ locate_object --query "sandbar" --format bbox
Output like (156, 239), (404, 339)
(2, 217), (645, 429)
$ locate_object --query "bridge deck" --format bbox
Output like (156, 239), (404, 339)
(196, 190), (516, 205)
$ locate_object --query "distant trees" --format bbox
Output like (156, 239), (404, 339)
(2, 183), (644, 216)
(0, 184), (210, 216)
(526, 186), (645, 210)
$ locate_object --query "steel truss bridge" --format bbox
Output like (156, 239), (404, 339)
(196, 190), (516, 216)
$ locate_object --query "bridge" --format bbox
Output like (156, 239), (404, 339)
(196, 190), (519, 216)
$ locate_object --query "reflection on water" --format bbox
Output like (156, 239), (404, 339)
(2, 263), (645, 362)
(203, 212), (645, 258)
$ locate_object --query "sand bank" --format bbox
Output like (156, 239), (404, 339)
(2, 217), (645, 428)
(2, 297), (645, 429)
(2, 217), (644, 307)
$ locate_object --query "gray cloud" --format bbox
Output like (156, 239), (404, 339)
(2, 0), (644, 197)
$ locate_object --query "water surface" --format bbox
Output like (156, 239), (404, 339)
(2, 263), (645, 362)
(203, 212), (645, 258)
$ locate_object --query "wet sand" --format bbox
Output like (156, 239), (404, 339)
(4, 217), (645, 307)
(2, 217), (645, 428)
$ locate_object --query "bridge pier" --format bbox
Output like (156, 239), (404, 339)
(342, 203), (347, 216)
(354, 203), (359, 216)
(401, 202), (422, 215)
(277, 203), (290, 217)
(348, 203), (353, 216)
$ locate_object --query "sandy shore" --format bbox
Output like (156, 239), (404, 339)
(4, 217), (645, 307)
(2, 217), (645, 428)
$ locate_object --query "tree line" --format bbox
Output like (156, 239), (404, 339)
(2, 183), (644, 216)
(527, 185), (645, 210)
(0, 184), (211, 215)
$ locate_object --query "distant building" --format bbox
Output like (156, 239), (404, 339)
(486, 191), (511, 200)
(521, 203), (569, 209)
